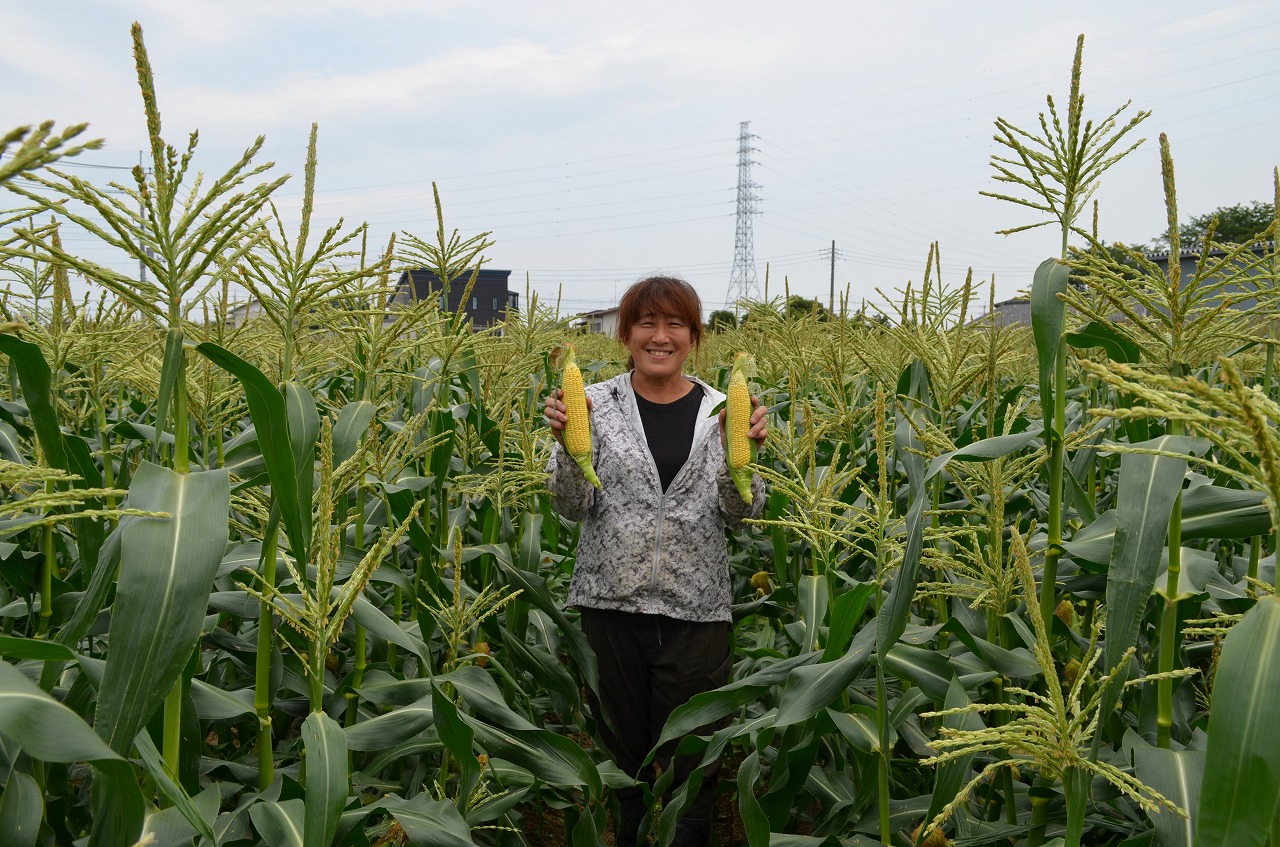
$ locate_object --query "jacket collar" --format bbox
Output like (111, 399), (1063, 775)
(617, 371), (723, 458)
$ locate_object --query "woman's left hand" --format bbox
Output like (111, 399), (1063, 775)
(718, 395), (767, 448)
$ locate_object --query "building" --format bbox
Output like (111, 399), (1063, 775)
(984, 297), (1032, 328)
(1149, 242), (1274, 312)
(572, 306), (621, 335)
(390, 268), (518, 328)
(225, 299), (266, 328)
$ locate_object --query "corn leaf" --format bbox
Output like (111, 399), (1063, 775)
(42, 525), (121, 693)
(133, 729), (216, 842)
(0, 335), (105, 585)
(1129, 730), (1203, 847)
(500, 625), (579, 707)
(462, 713), (602, 797)
(884, 644), (967, 701)
(1031, 257), (1070, 434)
(94, 462), (229, 753)
(344, 695), (434, 751)
(1065, 483), (1270, 565)
(939, 618), (1042, 679)
(196, 341), (312, 558)
(0, 420), (24, 464)
(151, 328), (182, 464)
(920, 677), (986, 843)
(302, 711), (348, 847)
(249, 799), (305, 847)
(284, 382), (319, 545)
(1101, 437), (1201, 716)
(374, 794), (476, 847)
(443, 666), (538, 731)
(821, 582), (875, 663)
(759, 722), (821, 829)
(0, 662), (143, 845)
(0, 335), (66, 470)
(137, 785), (222, 846)
(351, 595), (432, 668)
(188, 678), (255, 719)
(1065, 320), (1142, 364)
(1195, 595), (1280, 847)
(0, 637), (110, 762)
(442, 667), (600, 795)
(87, 760), (146, 847)
(0, 771), (41, 847)
(797, 574), (828, 653)
(774, 639), (872, 728)
(489, 546), (599, 694)
(332, 400), (375, 464)
(223, 426), (265, 477)
(431, 683), (482, 814)
(829, 706), (894, 755)
(0, 635), (75, 661)
(737, 748), (769, 847)
(110, 420), (176, 448)
(1177, 483), (1272, 540)
(656, 652), (818, 749)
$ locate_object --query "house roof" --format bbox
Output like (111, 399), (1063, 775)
(394, 267), (512, 300)
(1146, 241), (1273, 261)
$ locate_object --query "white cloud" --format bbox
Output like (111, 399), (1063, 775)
(154, 21), (802, 139)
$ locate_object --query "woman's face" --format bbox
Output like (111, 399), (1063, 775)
(625, 310), (693, 382)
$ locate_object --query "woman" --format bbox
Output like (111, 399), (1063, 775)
(544, 276), (767, 847)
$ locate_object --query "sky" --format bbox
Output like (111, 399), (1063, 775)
(3, 1), (1278, 319)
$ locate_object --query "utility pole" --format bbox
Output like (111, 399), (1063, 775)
(726, 122), (760, 316)
(829, 240), (835, 314)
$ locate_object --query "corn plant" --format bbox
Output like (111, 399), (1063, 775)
(0, 121), (102, 185)
(983, 32), (1150, 633)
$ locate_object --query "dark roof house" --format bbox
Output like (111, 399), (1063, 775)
(391, 268), (518, 329)
(1148, 241), (1274, 313)
(986, 297), (1032, 328)
(962, 242), (1276, 330)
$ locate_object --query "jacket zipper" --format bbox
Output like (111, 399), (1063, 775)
(649, 491), (666, 613)
(624, 375), (716, 614)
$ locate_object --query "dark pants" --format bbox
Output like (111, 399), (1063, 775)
(579, 608), (732, 830)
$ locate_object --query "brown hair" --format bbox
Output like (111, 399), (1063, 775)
(616, 276), (703, 369)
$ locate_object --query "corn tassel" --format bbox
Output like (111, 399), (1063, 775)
(726, 352), (756, 504)
(561, 345), (601, 488)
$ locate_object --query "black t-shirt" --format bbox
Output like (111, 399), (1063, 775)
(634, 384), (704, 492)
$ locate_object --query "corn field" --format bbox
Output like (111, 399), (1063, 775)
(3, 25), (1280, 847)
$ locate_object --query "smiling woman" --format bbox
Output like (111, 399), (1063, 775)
(617, 277), (703, 403)
(544, 275), (767, 847)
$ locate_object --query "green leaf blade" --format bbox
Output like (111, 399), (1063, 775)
(1196, 595), (1280, 847)
(95, 462), (229, 753)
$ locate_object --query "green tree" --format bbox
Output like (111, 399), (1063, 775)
(707, 309), (739, 332)
(1070, 241), (1145, 284)
(1151, 200), (1274, 250)
(784, 295), (829, 320)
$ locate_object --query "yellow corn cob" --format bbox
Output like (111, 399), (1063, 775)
(725, 352), (756, 504)
(561, 345), (601, 488)
(726, 372), (752, 470)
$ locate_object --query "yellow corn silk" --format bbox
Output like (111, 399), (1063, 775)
(561, 345), (601, 489)
(725, 352), (756, 504)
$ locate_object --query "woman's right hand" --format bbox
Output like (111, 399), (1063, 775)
(544, 388), (593, 447)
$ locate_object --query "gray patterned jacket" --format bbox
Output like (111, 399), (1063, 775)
(546, 371), (765, 622)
